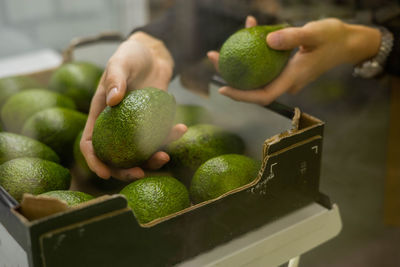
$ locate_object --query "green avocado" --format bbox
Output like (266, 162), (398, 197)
(39, 190), (94, 206)
(120, 176), (190, 224)
(174, 104), (212, 126)
(1, 89), (76, 133)
(0, 75), (42, 109)
(73, 131), (127, 190)
(92, 87), (176, 168)
(219, 25), (291, 90)
(190, 154), (260, 204)
(0, 132), (59, 164)
(49, 62), (103, 112)
(166, 124), (245, 186)
(0, 157), (71, 202)
(21, 107), (87, 165)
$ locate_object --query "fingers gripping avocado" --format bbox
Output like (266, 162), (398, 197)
(219, 25), (292, 90)
(92, 87), (176, 168)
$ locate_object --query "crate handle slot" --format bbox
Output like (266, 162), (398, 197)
(62, 31), (125, 63)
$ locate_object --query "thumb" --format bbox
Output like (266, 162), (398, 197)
(267, 27), (312, 50)
(104, 63), (128, 106)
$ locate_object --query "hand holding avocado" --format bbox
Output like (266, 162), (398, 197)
(80, 32), (187, 181)
(208, 16), (381, 105)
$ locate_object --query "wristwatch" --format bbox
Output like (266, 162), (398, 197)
(353, 26), (394, 78)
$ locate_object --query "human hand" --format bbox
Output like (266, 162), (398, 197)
(80, 32), (187, 181)
(208, 16), (381, 105)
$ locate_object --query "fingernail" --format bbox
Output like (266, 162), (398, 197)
(245, 17), (251, 27)
(245, 16), (253, 28)
(106, 87), (118, 106)
(161, 153), (170, 163)
(267, 33), (281, 48)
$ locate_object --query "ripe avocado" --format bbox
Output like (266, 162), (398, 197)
(0, 157), (71, 202)
(166, 124), (245, 186)
(49, 62), (103, 112)
(92, 87), (176, 168)
(174, 104), (212, 126)
(21, 107), (87, 165)
(219, 25), (291, 90)
(190, 154), (260, 203)
(0, 75), (41, 109)
(120, 176), (190, 224)
(0, 132), (59, 164)
(1, 89), (76, 133)
(73, 131), (127, 190)
(39, 190), (94, 206)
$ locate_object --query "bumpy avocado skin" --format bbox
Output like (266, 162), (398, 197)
(174, 104), (212, 126)
(219, 25), (291, 90)
(0, 157), (71, 202)
(21, 107), (87, 165)
(120, 176), (190, 224)
(39, 190), (94, 206)
(190, 154), (261, 204)
(92, 87), (176, 168)
(0, 132), (59, 164)
(49, 62), (103, 112)
(0, 76), (42, 109)
(73, 131), (127, 190)
(1, 89), (76, 133)
(166, 124), (245, 185)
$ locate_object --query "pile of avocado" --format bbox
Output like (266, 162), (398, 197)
(1, 23), (291, 223)
(0, 62), (102, 205)
(0, 65), (261, 224)
(89, 86), (260, 224)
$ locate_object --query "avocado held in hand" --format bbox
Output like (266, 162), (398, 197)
(92, 87), (176, 168)
(74, 131), (127, 190)
(219, 25), (291, 90)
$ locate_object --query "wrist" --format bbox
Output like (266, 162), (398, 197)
(344, 23), (381, 65)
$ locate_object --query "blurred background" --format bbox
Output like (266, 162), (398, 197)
(0, 0), (399, 266)
(0, 0), (393, 60)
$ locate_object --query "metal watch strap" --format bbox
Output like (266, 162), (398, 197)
(353, 26), (394, 79)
